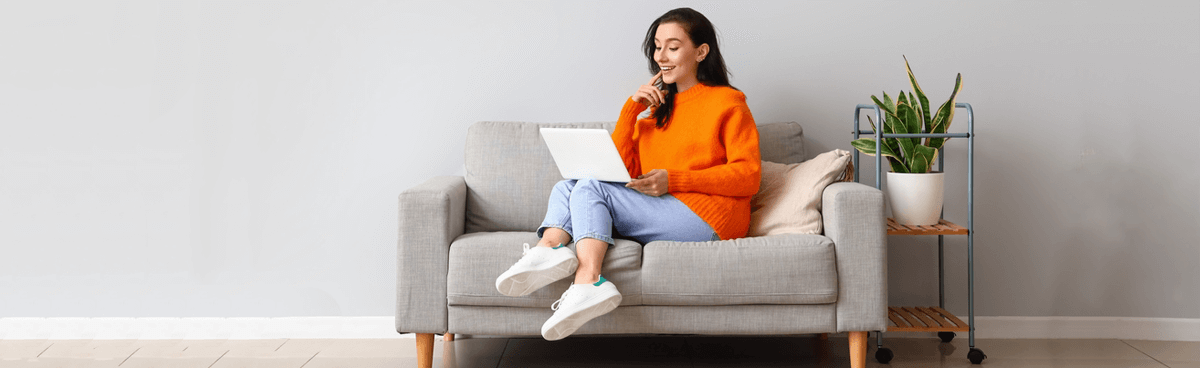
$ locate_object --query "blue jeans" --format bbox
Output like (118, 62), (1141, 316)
(537, 179), (719, 245)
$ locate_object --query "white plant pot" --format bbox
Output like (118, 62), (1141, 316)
(885, 171), (945, 226)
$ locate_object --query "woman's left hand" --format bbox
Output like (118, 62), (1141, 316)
(626, 169), (669, 196)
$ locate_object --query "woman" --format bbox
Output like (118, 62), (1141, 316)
(495, 7), (761, 341)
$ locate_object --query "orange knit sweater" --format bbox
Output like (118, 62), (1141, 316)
(612, 83), (762, 240)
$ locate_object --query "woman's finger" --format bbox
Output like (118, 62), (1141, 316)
(647, 70), (663, 87)
(640, 88), (659, 107)
(626, 180), (650, 196)
(639, 87), (658, 106)
(635, 89), (654, 107)
(643, 86), (662, 102)
(633, 90), (648, 106)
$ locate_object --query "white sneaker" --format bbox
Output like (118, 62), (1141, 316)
(541, 276), (622, 341)
(495, 243), (579, 297)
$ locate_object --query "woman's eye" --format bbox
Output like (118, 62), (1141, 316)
(669, 47), (678, 51)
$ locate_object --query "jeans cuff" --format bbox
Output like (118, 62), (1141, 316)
(575, 232), (615, 246)
(537, 224), (572, 240)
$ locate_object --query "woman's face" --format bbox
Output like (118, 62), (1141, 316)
(653, 22), (708, 86)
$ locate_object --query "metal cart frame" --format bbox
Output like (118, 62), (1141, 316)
(852, 102), (986, 364)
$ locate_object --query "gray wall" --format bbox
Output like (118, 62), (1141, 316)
(1, 1), (1196, 319)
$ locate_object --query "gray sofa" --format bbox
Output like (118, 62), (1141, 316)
(397, 121), (887, 368)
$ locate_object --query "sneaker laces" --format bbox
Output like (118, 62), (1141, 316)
(514, 243), (540, 266)
(551, 286), (578, 311)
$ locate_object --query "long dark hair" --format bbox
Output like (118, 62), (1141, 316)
(641, 7), (734, 128)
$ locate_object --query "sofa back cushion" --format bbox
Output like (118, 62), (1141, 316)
(463, 121), (805, 233)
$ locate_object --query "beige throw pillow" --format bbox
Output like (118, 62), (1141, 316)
(749, 149), (854, 236)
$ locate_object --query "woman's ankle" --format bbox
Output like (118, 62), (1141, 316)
(573, 274), (600, 285)
(539, 228), (571, 248)
(536, 240), (564, 248)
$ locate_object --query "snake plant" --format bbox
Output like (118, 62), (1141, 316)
(852, 56), (962, 174)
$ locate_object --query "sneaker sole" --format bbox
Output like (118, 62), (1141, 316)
(541, 292), (622, 341)
(496, 257), (579, 297)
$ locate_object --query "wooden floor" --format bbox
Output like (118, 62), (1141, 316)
(3, 335), (1198, 367)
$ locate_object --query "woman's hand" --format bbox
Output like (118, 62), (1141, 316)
(631, 70), (666, 108)
(625, 169), (669, 196)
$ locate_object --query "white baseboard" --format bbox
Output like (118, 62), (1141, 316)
(2, 316), (1198, 341)
(969, 316), (1200, 341)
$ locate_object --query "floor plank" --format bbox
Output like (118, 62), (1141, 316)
(1124, 340), (1200, 363)
(0, 340), (54, 360)
(3, 335), (1196, 367)
(208, 354), (316, 368)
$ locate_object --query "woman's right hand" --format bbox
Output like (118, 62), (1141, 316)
(631, 70), (666, 108)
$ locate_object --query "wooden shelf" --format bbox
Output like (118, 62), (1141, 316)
(886, 306), (970, 332)
(887, 218), (968, 235)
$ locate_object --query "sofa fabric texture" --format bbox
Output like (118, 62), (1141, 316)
(823, 181), (889, 332)
(448, 304), (838, 336)
(447, 232), (645, 308)
(397, 121), (887, 337)
(640, 234), (838, 305)
(396, 175), (465, 334)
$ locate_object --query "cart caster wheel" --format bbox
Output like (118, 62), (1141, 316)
(968, 348), (987, 364)
(938, 331), (956, 343)
(875, 347), (894, 364)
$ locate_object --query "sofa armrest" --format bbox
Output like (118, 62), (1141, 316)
(822, 181), (888, 332)
(396, 176), (467, 334)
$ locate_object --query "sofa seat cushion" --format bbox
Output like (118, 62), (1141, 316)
(640, 234), (838, 306)
(447, 232), (644, 308)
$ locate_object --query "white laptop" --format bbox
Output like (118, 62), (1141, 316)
(539, 128), (633, 183)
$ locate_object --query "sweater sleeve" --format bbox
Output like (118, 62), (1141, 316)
(613, 97), (647, 179)
(667, 102), (762, 197)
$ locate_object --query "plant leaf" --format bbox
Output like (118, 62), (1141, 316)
(895, 94), (913, 144)
(851, 138), (890, 157)
(905, 100), (923, 151)
(908, 144), (937, 173)
(884, 110), (909, 166)
(890, 102), (917, 172)
(904, 55), (932, 135)
(898, 98), (921, 147)
(864, 116), (905, 170)
(908, 91), (922, 131)
(851, 138), (909, 173)
(871, 95), (896, 118)
(928, 73), (963, 149)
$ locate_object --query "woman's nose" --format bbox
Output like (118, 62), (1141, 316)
(655, 50), (667, 63)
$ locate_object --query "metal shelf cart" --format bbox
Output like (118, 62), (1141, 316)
(852, 102), (986, 365)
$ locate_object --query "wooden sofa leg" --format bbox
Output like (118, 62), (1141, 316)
(849, 331), (867, 368)
(442, 334), (458, 368)
(416, 333), (434, 368)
